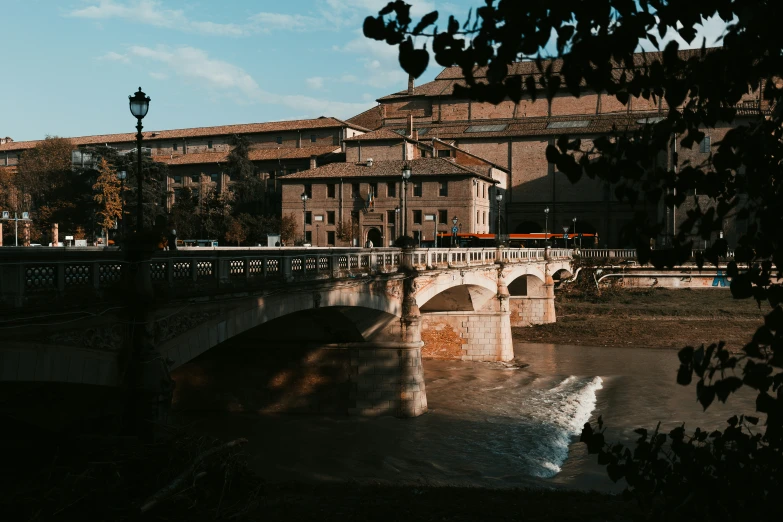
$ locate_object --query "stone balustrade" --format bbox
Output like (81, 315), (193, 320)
(0, 246), (571, 310)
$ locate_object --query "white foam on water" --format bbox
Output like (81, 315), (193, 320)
(520, 375), (604, 478)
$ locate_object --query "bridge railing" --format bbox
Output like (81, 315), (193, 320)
(576, 248), (736, 262)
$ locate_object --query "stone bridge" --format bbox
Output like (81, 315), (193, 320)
(0, 246), (572, 418)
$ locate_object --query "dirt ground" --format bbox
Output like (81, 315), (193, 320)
(513, 287), (768, 350)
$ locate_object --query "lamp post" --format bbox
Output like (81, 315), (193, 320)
(544, 207), (550, 246)
(300, 192), (308, 243)
(401, 164), (411, 240)
(451, 215), (458, 248)
(495, 192), (503, 246)
(129, 87), (150, 232)
(563, 226), (570, 249)
(394, 206), (400, 246)
(572, 216), (578, 249)
(118, 170), (127, 241)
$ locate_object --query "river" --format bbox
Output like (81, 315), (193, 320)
(183, 342), (759, 492)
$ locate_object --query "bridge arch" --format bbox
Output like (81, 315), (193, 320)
(160, 281), (404, 371)
(414, 270), (499, 310)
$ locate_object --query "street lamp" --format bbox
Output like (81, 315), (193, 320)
(394, 206), (400, 246)
(572, 216), (579, 249)
(129, 87), (150, 232)
(401, 163), (411, 239)
(563, 226), (570, 249)
(452, 215), (458, 247)
(495, 192), (503, 246)
(544, 207), (550, 246)
(300, 192), (308, 243)
(118, 170), (127, 240)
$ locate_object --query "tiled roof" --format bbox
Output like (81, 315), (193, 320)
(384, 113), (658, 139)
(0, 117), (366, 153)
(347, 105), (383, 130)
(155, 145), (341, 165)
(379, 48), (717, 100)
(279, 158), (497, 182)
(343, 128), (416, 142)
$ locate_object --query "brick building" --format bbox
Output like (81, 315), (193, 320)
(0, 117), (368, 212)
(279, 146), (509, 247)
(364, 49), (767, 247)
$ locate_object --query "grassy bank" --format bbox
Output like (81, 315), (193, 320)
(513, 287), (767, 350)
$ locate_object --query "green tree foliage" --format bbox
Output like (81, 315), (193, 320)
(367, 0), (783, 517)
(227, 134), (268, 216)
(169, 187), (200, 240)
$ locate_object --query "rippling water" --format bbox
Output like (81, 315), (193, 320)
(182, 342), (759, 491)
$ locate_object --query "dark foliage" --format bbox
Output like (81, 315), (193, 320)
(394, 235), (418, 248)
(367, 0), (783, 517)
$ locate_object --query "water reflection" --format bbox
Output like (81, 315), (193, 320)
(181, 343), (759, 492)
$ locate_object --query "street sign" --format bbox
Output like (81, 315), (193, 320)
(1, 211), (8, 219)
(452, 226), (459, 234)
(563, 233), (569, 239)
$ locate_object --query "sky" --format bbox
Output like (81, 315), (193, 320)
(3, 0), (731, 142)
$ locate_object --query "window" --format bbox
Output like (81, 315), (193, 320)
(439, 181), (448, 197)
(482, 184), (486, 198)
(387, 210), (397, 224)
(545, 120), (590, 129)
(477, 211), (480, 224)
(438, 209), (447, 223)
(700, 136), (712, 153)
(352, 183), (360, 198)
(437, 149), (451, 158)
(305, 211), (312, 225)
(305, 231), (312, 243)
(476, 183), (480, 197)
(208, 140), (213, 149)
(327, 184), (336, 198)
(327, 231), (336, 245)
(465, 124), (509, 132)
(387, 182), (396, 197)
(172, 175), (182, 184)
(369, 182), (378, 198)
(413, 210), (422, 224)
(310, 134), (317, 143)
(303, 184), (312, 198)
(174, 188), (184, 200)
(173, 143), (178, 151)
(191, 174), (199, 183)
(413, 181), (422, 197)
(209, 173), (219, 183)
(483, 212), (486, 225)
(327, 211), (335, 225)
(276, 136), (283, 144)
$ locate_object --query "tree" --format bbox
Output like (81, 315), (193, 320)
(367, 1), (783, 517)
(169, 187), (200, 240)
(92, 158), (122, 244)
(335, 220), (352, 243)
(279, 213), (298, 245)
(224, 216), (247, 246)
(227, 134), (268, 216)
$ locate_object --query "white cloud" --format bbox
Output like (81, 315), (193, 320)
(250, 12), (320, 32)
(98, 51), (129, 63)
(113, 45), (369, 118)
(149, 71), (168, 80)
(335, 32), (410, 89)
(306, 77), (325, 90)
(69, 0), (246, 36)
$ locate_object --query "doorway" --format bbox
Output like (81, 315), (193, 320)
(366, 228), (382, 247)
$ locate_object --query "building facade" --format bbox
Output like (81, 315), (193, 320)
(366, 49), (767, 247)
(279, 150), (509, 247)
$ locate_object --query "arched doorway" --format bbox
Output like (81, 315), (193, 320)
(366, 228), (382, 247)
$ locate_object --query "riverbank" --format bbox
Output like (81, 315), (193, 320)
(513, 287), (767, 349)
(1, 430), (639, 522)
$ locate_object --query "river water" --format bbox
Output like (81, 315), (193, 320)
(184, 342), (759, 492)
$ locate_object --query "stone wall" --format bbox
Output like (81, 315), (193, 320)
(509, 297), (555, 327)
(420, 311), (513, 361)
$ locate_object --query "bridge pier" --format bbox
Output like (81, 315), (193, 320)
(348, 291), (427, 417)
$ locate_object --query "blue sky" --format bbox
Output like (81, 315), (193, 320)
(4, 0), (729, 142)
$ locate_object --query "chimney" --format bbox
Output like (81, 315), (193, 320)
(408, 74), (415, 95)
(406, 113), (414, 138)
(412, 130), (419, 141)
(0, 137), (12, 145)
(310, 155), (317, 170)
